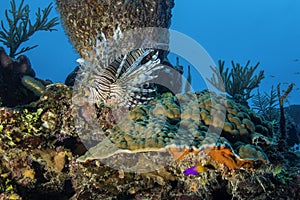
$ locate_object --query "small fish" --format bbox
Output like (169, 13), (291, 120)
(269, 75), (275, 78)
(184, 165), (207, 175)
(293, 59), (299, 62)
(293, 72), (300, 75)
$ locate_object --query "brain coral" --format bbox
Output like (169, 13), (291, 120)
(76, 91), (273, 170)
(55, 0), (175, 57)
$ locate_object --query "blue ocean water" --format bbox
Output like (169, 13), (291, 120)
(0, 0), (299, 105)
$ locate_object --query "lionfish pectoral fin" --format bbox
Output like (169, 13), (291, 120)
(122, 49), (155, 75)
(113, 55), (164, 107)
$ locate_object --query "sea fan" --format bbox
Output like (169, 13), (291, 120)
(73, 27), (164, 108)
(252, 86), (278, 121)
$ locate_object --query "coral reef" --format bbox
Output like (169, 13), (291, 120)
(0, 0), (56, 106)
(0, 1), (299, 199)
(209, 60), (265, 107)
(0, 83), (77, 199)
(0, 0), (59, 57)
(0, 82), (299, 199)
(0, 47), (35, 76)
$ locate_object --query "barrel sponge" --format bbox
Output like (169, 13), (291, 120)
(55, 0), (175, 57)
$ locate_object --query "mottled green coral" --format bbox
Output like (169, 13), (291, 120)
(77, 90), (272, 170)
(0, 178), (13, 194)
(20, 108), (43, 134)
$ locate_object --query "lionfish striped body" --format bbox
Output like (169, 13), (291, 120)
(74, 28), (164, 108)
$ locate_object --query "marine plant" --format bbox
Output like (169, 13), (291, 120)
(208, 60), (265, 107)
(0, 0), (59, 57)
(252, 86), (278, 121)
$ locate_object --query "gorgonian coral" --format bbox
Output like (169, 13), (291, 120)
(0, 0), (58, 57)
(208, 60), (265, 107)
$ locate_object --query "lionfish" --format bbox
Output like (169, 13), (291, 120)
(74, 27), (165, 108)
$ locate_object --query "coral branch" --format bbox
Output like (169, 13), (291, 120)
(208, 60), (264, 107)
(0, 0), (59, 57)
(252, 86), (278, 121)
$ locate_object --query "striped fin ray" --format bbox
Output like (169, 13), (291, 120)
(110, 49), (148, 79)
(110, 50), (164, 107)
